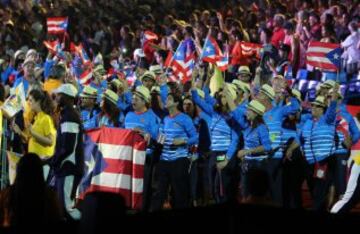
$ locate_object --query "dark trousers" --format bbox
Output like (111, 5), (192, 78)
(210, 152), (240, 204)
(151, 158), (190, 211)
(282, 147), (306, 209)
(305, 156), (336, 211)
(267, 158), (283, 206)
(241, 159), (269, 199)
(142, 154), (155, 212)
(333, 153), (350, 196)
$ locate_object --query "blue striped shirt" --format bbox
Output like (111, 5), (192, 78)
(160, 112), (198, 161)
(263, 98), (300, 158)
(192, 89), (239, 159)
(81, 108), (100, 130)
(243, 124), (272, 160)
(300, 101), (337, 164)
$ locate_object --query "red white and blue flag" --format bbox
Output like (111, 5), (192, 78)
(43, 40), (61, 54)
(216, 46), (229, 72)
(71, 42), (91, 65)
(142, 30), (158, 43)
(47, 17), (68, 34)
(306, 41), (341, 71)
(78, 67), (93, 86)
(170, 40), (195, 83)
(200, 36), (222, 64)
(77, 127), (146, 210)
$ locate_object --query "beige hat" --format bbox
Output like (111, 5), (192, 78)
(0, 59), (6, 66)
(80, 85), (98, 98)
(226, 83), (237, 100)
(103, 89), (119, 105)
(111, 79), (123, 89)
(134, 85), (151, 103)
(248, 100), (266, 116)
(273, 74), (285, 80)
(260, 84), (275, 100)
(94, 65), (106, 75)
(55, 83), (78, 97)
(232, 79), (251, 93)
(237, 66), (251, 75)
(149, 65), (163, 75)
(151, 86), (160, 93)
(141, 71), (156, 82)
(26, 49), (37, 59)
(311, 96), (327, 108)
(321, 80), (336, 89)
(174, 19), (190, 28)
(22, 58), (36, 68)
(328, 88), (343, 100)
(291, 89), (302, 102)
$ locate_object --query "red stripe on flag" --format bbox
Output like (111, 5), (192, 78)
(306, 52), (327, 57)
(306, 60), (338, 70)
(102, 159), (144, 179)
(87, 128), (146, 151)
(308, 41), (339, 49)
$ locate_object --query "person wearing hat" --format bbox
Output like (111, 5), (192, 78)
(80, 85), (100, 130)
(317, 80), (336, 96)
(191, 84), (240, 204)
(235, 100), (272, 199)
(149, 64), (163, 77)
(236, 66), (252, 84)
(140, 70), (156, 91)
(299, 88), (340, 211)
(96, 89), (124, 128)
(280, 89), (306, 208)
(50, 83), (83, 220)
(151, 92), (198, 211)
(261, 83), (301, 205)
(232, 79), (251, 109)
(107, 78), (132, 114)
(124, 85), (159, 211)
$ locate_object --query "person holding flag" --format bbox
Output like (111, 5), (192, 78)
(125, 85), (159, 211)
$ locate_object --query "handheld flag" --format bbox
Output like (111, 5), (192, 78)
(77, 127), (146, 210)
(47, 17), (68, 34)
(306, 41), (341, 71)
(171, 40), (196, 83)
(200, 36), (222, 64)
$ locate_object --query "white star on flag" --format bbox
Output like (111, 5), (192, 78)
(333, 53), (339, 60)
(85, 153), (96, 176)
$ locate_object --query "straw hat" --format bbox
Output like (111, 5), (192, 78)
(103, 89), (119, 105)
(134, 85), (151, 103)
(80, 85), (98, 98)
(260, 84), (275, 100)
(311, 96), (327, 108)
(232, 79), (251, 93)
(248, 100), (266, 116)
(55, 83), (78, 97)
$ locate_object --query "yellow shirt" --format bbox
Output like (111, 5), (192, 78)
(28, 111), (57, 158)
(43, 79), (63, 95)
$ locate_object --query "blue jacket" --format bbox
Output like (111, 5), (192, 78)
(192, 89), (239, 159)
(160, 112), (198, 161)
(300, 101), (337, 164)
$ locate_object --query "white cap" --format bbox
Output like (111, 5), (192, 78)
(133, 48), (145, 59)
(55, 83), (78, 97)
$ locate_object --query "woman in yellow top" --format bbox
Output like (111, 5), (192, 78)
(12, 89), (56, 159)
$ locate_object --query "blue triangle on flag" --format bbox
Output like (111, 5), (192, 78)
(326, 47), (342, 69)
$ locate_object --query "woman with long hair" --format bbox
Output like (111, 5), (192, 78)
(12, 89), (56, 161)
(96, 89), (124, 128)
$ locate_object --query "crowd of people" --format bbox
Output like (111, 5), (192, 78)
(1, 0), (360, 231)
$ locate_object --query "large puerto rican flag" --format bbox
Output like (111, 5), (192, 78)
(306, 41), (341, 71)
(47, 17), (68, 34)
(77, 127), (146, 210)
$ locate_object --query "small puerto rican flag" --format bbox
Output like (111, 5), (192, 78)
(47, 17), (68, 34)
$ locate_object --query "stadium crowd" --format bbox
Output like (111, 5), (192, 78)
(0, 0), (360, 232)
